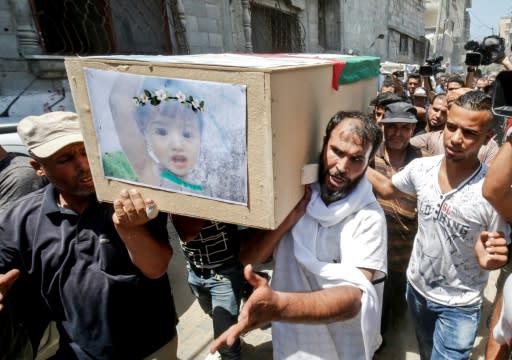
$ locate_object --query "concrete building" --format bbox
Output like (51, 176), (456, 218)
(499, 16), (512, 59)
(424, 0), (472, 72)
(0, 0), (428, 122)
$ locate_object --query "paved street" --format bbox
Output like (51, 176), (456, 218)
(168, 227), (500, 360)
(167, 228), (273, 360)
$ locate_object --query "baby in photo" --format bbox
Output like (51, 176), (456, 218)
(132, 88), (207, 194)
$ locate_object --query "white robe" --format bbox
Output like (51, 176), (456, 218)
(271, 177), (387, 360)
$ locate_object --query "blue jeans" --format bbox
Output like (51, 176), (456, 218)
(187, 262), (244, 360)
(406, 283), (481, 360)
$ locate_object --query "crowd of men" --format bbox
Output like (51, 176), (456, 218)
(1, 55), (512, 360)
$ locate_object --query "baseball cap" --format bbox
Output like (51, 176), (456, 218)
(381, 102), (418, 124)
(17, 111), (84, 158)
(369, 92), (403, 106)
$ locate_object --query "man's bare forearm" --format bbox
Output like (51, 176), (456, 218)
(274, 286), (362, 323)
(483, 139), (512, 223)
(486, 295), (511, 360)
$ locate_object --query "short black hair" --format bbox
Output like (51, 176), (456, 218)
(453, 90), (491, 112)
(381, 76), (395, 88)
(447, 75), (465, 86)
(453, 90), (493, 125)
(370, 92), (403, 107)
(321, 111), (382, 161)
(431, 93), (447, 104)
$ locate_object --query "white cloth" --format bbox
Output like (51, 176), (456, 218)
(271, 177), (387, 360)
(393, 155), (511, 306)
(494, 274), (512, 345)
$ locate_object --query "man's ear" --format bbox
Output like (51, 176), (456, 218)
(30, 159), (46, 177)
(483, 129), (496, 145)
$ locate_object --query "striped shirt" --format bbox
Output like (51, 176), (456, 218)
(372, 144), (427, 272)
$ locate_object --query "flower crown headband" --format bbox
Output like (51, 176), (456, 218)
(133, 89), (205, 112)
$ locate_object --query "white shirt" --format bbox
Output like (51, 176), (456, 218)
(271, 180), (387, 360)
(494, 274), (512, 345)
(393, 155), (510, 306)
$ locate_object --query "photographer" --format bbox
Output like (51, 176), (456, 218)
(379, 75), (399, 94)
(434, 73), (449, 94)
(405, 73), (421, 99)
(474, 77), (489, 92)
(412, 70), (439, 132)
(446, 75), (465, 94)
(418, 56), (443, 96)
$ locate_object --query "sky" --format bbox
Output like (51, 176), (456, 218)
(469, 0), (512, 41)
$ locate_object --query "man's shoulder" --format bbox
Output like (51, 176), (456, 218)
(348, 200), (386, 226)
(372, 152), (389, 173)
(405, 144), (429, 162)
(413, 129), (443, 140)
(1, 158), (46, 186)
(0, 186), (48, 218)
(403, 153), (441, 169)
(0, 153), (32, 173)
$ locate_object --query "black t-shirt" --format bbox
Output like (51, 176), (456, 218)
(180, 221), (241, 268)
(0, 185), (177, 359)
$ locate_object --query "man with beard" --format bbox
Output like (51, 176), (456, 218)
(371, 102), (428, 344)
(367, 91), (510, 360)
(0, 112), (178, 359)
(422, 93), (448, 133)
(210, 111), (387, 360)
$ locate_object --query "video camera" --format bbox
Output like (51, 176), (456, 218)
(464, 35), (506, 67)
(419, 56), (445, 76)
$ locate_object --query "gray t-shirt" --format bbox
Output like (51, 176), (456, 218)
(393, 155), (510, 306)
(0, 153), (47, 209)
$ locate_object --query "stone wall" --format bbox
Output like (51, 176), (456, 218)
(181, 0), (234, 54)
(342, 0), (389, 58)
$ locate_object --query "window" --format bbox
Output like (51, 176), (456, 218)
(318, 0), (341, 51)
(31, 0), (181, 55)
(250, 2), (304, 53)
(399, 34), (408, 56)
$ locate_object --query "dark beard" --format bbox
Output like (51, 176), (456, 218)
(320, 170), (366, 204)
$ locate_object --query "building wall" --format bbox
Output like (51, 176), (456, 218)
(388, 0), (425, 38)
(341, 0), (389, 58)
(180, 0), (232, 54)
(180, 0), (323, 53)
(424, 0), (471, 72)
(387, 0), (426, 64)
(0, 0), (434, 123)
(500, 16), (512, 58)
(0, 0), (74, 122)
(0, 0), (18, 58)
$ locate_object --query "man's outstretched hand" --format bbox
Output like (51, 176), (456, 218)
(210, 264), (280, 353)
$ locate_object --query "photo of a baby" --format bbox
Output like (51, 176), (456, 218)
(132, 88), (205, 193)
(84, 68), (247, 204)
